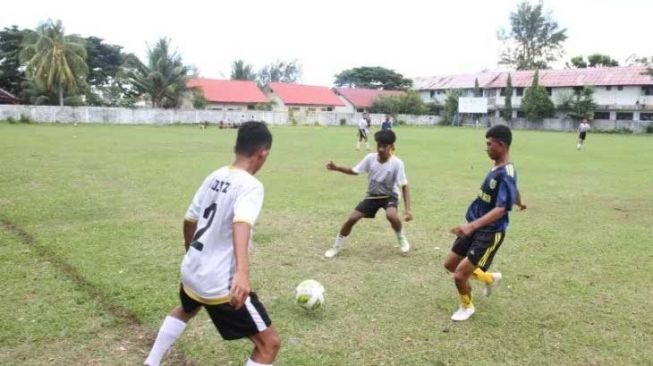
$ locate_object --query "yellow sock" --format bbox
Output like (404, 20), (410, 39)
(459, 294), (473, 309)
(473, 268), (494, 285)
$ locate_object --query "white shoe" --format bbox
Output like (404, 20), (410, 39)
(483, 272), (502, 297)
(324, 246), (341, 258)
(399, 236), (410, 253)
(451, 306), (475, 321)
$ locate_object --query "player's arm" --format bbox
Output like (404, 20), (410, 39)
(326, 161), (357, 175)
(182, 219), (198, 252)
(516, 189), (527, 210)
(401, 184), (413, 221)
(230, 222), (251, 310)
(451, 207), (506, 237)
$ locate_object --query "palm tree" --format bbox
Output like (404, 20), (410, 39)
(20, 20), (87, 106)
(231, 59), (255, 80)
(123, 38), (190, 108)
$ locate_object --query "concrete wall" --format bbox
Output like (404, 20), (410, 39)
(490, 116), (653, 133)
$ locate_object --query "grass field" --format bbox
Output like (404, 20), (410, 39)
(1, 122), (652, 365)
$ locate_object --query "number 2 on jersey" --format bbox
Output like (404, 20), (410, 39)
(190, 203), (217, 252)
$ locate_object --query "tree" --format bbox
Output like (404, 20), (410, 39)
(123, 38), (191, 108)
(567, 55), (588, 68)
(83, 36), (138, 106)
(520, 70), (554, 121)
(565, 87), (597, 120)
(442, 90), (462, 125)
(568, 54), (619, 68)
(334, 66), (413, 90)
(20, 20), (88, 106)
(504, 74), (513, 121)
(0, 26), (33, 98)
(474, 78), (481, 97)
(370, 91), (427, 115)
(231, 59), (256, 80)
(499, 1), (567, 70)
(257, 60), (301, 87)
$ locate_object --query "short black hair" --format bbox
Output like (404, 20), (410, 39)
(234, 121), (272, 156)
(375, 129), (396, 145)
(486, 125), (512, 147)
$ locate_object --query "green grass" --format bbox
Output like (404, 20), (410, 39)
(1, 122), (652, 365)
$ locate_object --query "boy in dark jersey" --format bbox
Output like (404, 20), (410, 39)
(444, 125), (526, 321)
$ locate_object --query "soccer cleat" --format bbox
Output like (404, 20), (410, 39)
(399, 235), (410, 253)
(324, 245), (342, 258)
(451, 305), (475, 321)
(483, 272), (502, 297)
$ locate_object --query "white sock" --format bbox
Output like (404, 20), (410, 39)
(335, 234), (347, 248)
(395, 229), (404, 239)
(144, 316), (187, 366)
(246, 359), (272, 366)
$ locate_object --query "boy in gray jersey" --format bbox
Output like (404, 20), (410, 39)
(324, 129), (413, 258)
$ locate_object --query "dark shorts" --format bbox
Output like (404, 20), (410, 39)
(579, 131), (587, 140)
(451, 231), (506, 271)
(358, 129), (368, 140)
(355, 196), (398, 218)
(179, 285), (271, 340)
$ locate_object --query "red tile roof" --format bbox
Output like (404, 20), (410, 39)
(187, 78), (268, 104)
(0, 87), (18, 104)
(334, 88), (406, 109)
(267, 82), (344, 106)
(415, 67), (653, 90)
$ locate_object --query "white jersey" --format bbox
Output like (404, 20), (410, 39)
(353, 153), (408, 199)
(578, 122), (590, 133)
(358, 118), (368, 131)
(181, 166), (264, 304)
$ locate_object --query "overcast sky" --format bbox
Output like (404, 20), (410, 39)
(2, 0), (651, 85)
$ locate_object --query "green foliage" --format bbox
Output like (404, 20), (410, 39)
(566, 87), (597, 120)
(230, 59), (256, 81)
(370, 91), (426, 115)
(339, 118), (347, 126)
(0, 26), (33, 98)
(499, 1), (567, 70)
(442, 89), (461, 125)
(122, 38), (191, 108)
(520, 70), (554, 121)
(645, 124), (653, 134)
(83, 36), (137, 107)
(334, 66), (413, 90)
(256, 59), (301, 87)
(568, 55), (588, 68)
(568, 54), (619, 68)
(191, 88), (207, 109)
(20, 20), (88, 106)
(504, 74), (513, 121)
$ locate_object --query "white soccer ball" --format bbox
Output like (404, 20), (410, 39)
(295, 279), (325, 310)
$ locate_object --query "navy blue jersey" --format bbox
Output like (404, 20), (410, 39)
(465, 163), (518, 232)
(381, 121), (392, 130)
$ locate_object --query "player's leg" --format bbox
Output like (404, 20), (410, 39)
(451, 257), (476, 321)
(248, 326), (281, 365)
(444, 251), (464, 273)
(474, 231), (505, 296)
(325, 209), (366, 258)
(144, 287), (202, 366)
(385, 205), (409, 253)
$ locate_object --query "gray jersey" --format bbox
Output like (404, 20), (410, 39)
(353, 153), (408, 199)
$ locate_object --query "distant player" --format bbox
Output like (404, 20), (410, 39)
(444, 125), (526, 321)
(356, 112), (371, 151)
(144, 122), (280, 366)
(381, 113), (393, 130)
(324, 129), (412, 258)
(577, 119), (591, 150)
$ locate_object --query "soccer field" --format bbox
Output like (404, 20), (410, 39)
(1, 123), (652, 365)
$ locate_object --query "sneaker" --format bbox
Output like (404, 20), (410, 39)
(483, 272), (502, 297)
(399, 235), (410, 253)
(324, 245), (342, 258)
(451, 306), (475, 321)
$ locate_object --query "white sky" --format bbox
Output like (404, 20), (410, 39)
(2, 0), (651, 85)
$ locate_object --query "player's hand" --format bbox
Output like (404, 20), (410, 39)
(229, 272), (250, 310)
(404, 210), (413, 221)
(326, 161), (336, 171)
(450, 223), (475, 237)
(517, 202), (527, 211)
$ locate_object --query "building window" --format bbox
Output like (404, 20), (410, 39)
(616, 112), (633, 120)
(247, 104), (255, 110)
(545, 87), (552, 96)
(430, 90), (435, 98)
(643, 86), (653, 96)
(617, 86), (624, 91)
(516, 88), (524, 97)
(325, 107), (333, 112)
(573, 86), (583, 93)
(606, 86), (612, 91)
(593, 111), (610, 120)
(516, 110), (526, 118)
(640, 113), (653, 121)
(499, 88), (506, 96)
(356, 108), (364, 113)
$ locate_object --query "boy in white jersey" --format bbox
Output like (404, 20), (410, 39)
(356, 112), (371, 151)
(577, 118), (591, 150)
(145, 122), (280, 366)
(324, 129), (413, 258)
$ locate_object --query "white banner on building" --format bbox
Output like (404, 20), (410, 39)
(458, 97), (488, 113)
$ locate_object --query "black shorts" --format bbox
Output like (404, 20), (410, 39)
(579, 131), (587, 140)
(179, 285), (271, 340)
(355, 196), (398, 218)
(358, 129), (368, 140)
(451, 231), (505, 271)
